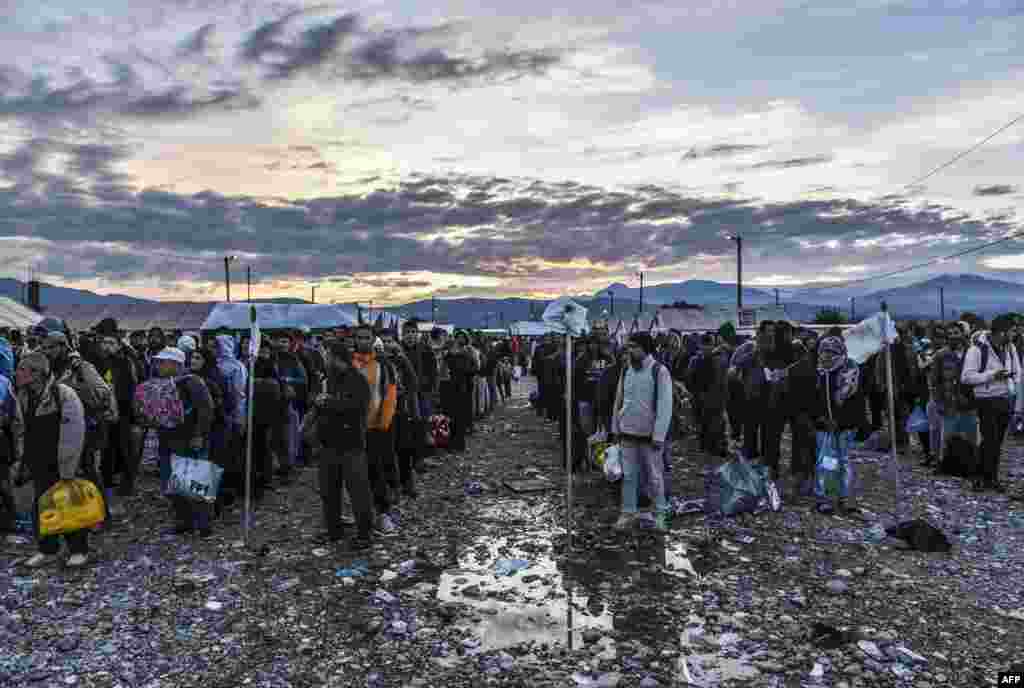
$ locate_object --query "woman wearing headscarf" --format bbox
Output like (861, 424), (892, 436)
(813, 337), (866, 514)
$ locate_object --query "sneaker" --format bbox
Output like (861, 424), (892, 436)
(375, 513), (398, 536)
(613, 514), (636, 531)
(65, 553), (89, 568)
(25, 553), (58, 568)
(339, 514), (356, 526)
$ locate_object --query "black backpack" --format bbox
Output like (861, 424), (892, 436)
(957, 345), (989, 411)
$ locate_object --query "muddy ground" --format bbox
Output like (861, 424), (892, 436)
(3, 378), (1024, 687)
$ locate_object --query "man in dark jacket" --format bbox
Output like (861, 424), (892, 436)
(688, 334), (729, 456)
(402, 320), (438, 418)
(94, 325), (138, 513)
(313, 341), (373, 549)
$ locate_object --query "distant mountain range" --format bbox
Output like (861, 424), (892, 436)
(4, 274), (1024, 327)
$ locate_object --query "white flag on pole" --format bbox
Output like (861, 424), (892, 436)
(843, 311), (898, 364)
(542, 297), (589, 337)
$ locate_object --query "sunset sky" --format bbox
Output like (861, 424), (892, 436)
(1, 0), (1023, 304)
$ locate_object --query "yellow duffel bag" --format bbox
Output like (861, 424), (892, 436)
(38, 480), (105, 537)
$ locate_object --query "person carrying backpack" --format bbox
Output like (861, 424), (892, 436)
(961, 316), (1020, 492)
(151, 347), (215, 536)
(610, 333), (673, 532)
(0, 336), (24, 533)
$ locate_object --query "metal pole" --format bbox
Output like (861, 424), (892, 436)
(732, 236), (743, 323)
(639, 273), (644, 313)
(565, 333), (573, 552)
(940, 287), (945, 321)
(432, 296), (437, 323)
(247, 266), (252, 303)
(244, 306), (256, 546)
(609, 290), (614, 316)
(224, 256), (232, 303)
(311, 286), (317, 304)
(882, 301), (902, 497)
(850, 297), (856, 322)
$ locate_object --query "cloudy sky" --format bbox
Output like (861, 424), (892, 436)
(2, 0), (1023, 304)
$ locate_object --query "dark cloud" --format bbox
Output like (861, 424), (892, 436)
(748, 155), (833, 170)
(974, 184), (1017, 197)
(0, 164), (1007, 288)
(355, 277), (433, 288)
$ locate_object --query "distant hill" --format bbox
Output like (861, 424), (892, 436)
(7, 273), (1024, 328)
(0, 279), (151, 306)
(592, 279), (776, 306)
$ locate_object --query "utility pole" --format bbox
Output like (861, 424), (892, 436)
(775, 288), (780, 307)
(311, 286), (317, 304)
(850, 297), (856, 322)
(224, 256), (236, 302)
(247, 266), (252, 303)
(939, 287), (945, 321)
(431, 295), (437, 323)
(730, 236), (743, 323)
(637, 272), (645, 313)
(608, 290), (615, 316)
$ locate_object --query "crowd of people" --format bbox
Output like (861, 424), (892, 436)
(1, 310), (1020, 565)
(530, 315), (1023, 528)
(0, 317), (521, 565)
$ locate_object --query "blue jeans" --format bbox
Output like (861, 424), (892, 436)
(419, 396), (434, 419)
(621, 439), (667, 514)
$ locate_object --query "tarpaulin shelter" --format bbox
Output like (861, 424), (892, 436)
(509, 321), (557, 337)
(201, 303), (357, 332)
(43, 302), (215, 333)
(0, 297), (42, 330)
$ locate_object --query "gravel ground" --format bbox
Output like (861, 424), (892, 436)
(3, 377), (1023, 687)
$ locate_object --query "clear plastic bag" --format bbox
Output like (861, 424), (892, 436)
(603, 444), (623, 482)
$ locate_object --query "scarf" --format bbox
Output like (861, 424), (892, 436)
(817, 336), (859, 411)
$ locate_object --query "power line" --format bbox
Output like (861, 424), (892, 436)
(905, 112), (1024, 190)
(784, 227), (1024, 295)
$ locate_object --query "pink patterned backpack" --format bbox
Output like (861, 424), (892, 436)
(133, 378), (185, 429)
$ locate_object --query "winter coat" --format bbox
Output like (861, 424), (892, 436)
(962, 335), (1022, 403)
(0, 374), (23, 465)
(0, 337), (14, 381)
(316, 367), (371, 453)
(276, 351), (309, 405)
(612, 355), (674, 444)
(814, 360), (866, 433)
(54, 352), (109, 422)
(403, 342), (438, 394)
(95, 353), (138, 407)
(17, 379), (86, 480)
(215, 335), (248, 428)
(157, 375), (215, 459)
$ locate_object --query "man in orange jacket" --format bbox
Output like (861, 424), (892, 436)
(352, 323), (399, 534)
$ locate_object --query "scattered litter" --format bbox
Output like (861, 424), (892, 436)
(885, 520), (952, 553)
(204, 600), (223, 611)
(494, 558), (531, 576)
(336, 560), (370, 578)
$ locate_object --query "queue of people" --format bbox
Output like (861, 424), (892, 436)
(0, 317), (521, 564)
(530, 315), (1022, 527)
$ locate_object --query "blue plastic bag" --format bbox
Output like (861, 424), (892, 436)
(169, 452), (223, 503)
(815, 431), (853, 500)
(705, 454), (772, 516)
(905, 405), (929, 433)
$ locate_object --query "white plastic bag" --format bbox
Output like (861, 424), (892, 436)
(603, 444), (623, 482)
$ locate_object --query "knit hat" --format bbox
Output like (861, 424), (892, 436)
(177, 335), (197, 353)
(44, 331), (69, 347)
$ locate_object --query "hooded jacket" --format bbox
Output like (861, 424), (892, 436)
(17, 378), (85, 480)
(0, 337), (19, 464)
(0, 337), (14, 381)
(962, 332), (1021, 403)
(54, 351), (110, 422)
(215, 335), (248, 428)
(612, 354), (674, 444)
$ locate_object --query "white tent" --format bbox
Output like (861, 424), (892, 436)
(509, 321), (556, 337)
(0, 297), (42, 330)
(201, 303), (357, 331)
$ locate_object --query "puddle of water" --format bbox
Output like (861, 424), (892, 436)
(437, 533), (613, 650)
(438, 498), (703, 652)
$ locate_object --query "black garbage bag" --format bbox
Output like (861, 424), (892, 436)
(885, 520), (952, 553)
